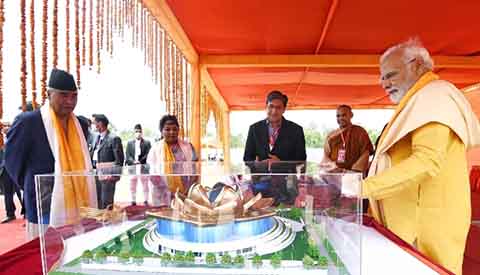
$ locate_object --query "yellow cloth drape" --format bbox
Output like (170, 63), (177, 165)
(365, 123), (469, 275)
(376, 71), (439, 148)
(163, 142), (185, 194)
(50, 107), (89, 223)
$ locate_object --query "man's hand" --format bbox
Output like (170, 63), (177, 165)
(268, 154), (280, 161)
(266, 154), (280, 170)
(134, 160), (140, 165)
(320, 160), (337, 171)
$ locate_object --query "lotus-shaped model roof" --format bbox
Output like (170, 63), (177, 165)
(148, 182), (275, 226)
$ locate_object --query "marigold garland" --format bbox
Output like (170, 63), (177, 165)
(75, 0), (81, 88)
(105, 0), (110, 55)
(165, 37), (170, 113)
(132, 0), (137, 47)
(66, 0), (71, 72)
(81, 0), (86, 66)
(30, 0), (37, 109)
(0, 0), (4, 145)
(20, 0), (27, 112)
(96, 0), (102, 73)
(41, 0), (48, 104)
(52, 0), (58, 67)
(88, 0), (93, 68)
(159, 29), (164, 100)
(177, 52), (184, 138)
(153, 23), (158, 84)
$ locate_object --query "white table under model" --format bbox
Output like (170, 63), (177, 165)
(52, 220), (439, 275)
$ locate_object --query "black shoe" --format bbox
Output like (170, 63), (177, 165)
(131, 202), (137, 206)
(1, 216), (16, 224)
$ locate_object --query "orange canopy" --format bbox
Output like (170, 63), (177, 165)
(163, 0), (480, 110)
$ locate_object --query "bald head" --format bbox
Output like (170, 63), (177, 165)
(336, 105), (353, 128)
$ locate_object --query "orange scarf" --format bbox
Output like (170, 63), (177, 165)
(50, 107), (90, 223)
(377, 71), (439, 149)
(163, 142), (185, 193)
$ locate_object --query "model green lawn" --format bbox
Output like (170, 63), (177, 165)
(57, 208), (349, 273)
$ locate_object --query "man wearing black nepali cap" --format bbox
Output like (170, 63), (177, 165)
(5, 68), (96, 239)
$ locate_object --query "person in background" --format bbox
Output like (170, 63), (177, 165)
(90, 114), (124, 209)
(0, 122), (24, 223)
(322, 105), (374, 174)
(125, 124), (151, 206)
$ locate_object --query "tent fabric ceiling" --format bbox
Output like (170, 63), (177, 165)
(165, 0), (480, 110)
(208, 67), (478, 110)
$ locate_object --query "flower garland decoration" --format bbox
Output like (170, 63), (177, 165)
(41, 0), (48, 104)
(20, 0), (27, 111)
(75, 0), (81, 88)
(52, 0), (58, 67)
(29, 0), (37, 108)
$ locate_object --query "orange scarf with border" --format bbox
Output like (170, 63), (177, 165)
(50, 108), (90, 223)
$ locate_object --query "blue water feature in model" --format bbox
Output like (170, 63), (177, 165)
(155, 217), (275, 243)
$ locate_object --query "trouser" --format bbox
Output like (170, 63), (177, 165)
(130, 175), (150, 203)
(2, 172), (24, 217)
(96, 179), (117, 209)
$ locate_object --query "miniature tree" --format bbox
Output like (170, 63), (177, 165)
(185, 251), (195, 264)
(233, 255), (245, 267)
(94, 250), (107, 264)
(302, 255), (315, 269)
(131, 251), (144, 265)
(306, 241), (320, 260)
(318, 256), (328, 269)
(206, 253), (217, 265)
(288, 207), (303, 221)
(277, 203), (287, 217)
(81, 250), (93, 263)
(118, 251), (130, 264)
(161, 252), (172, 265)
(270, 253), (282, 268)
(126, 230), (134, 246)
(251, 253), (262, 268)
(221, 254), (232, 265)
(101, 246), (110, 256)
(174, 251), (185, 264)
(114, 236), (122, 249)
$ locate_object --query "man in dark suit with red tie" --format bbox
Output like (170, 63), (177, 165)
(243, 90), (307, 204)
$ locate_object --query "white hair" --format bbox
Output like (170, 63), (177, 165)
(380, 38), (434, 70)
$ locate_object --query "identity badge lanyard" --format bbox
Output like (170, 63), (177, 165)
(337, 129), (348, 163)
(269, 128), (280, 152)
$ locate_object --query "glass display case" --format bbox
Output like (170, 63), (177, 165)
(35, 162), (363, 275)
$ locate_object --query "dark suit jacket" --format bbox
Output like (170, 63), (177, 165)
(0, 148), (11, 194)
(125, 138), (151, 174)
(4, 110), (89, 223)
(243, 117), (307, 164)
(125, 139), (151, 165)
(90, 131), (125, 171)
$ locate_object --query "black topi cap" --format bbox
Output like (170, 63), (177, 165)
(48, 68), (77, 92)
